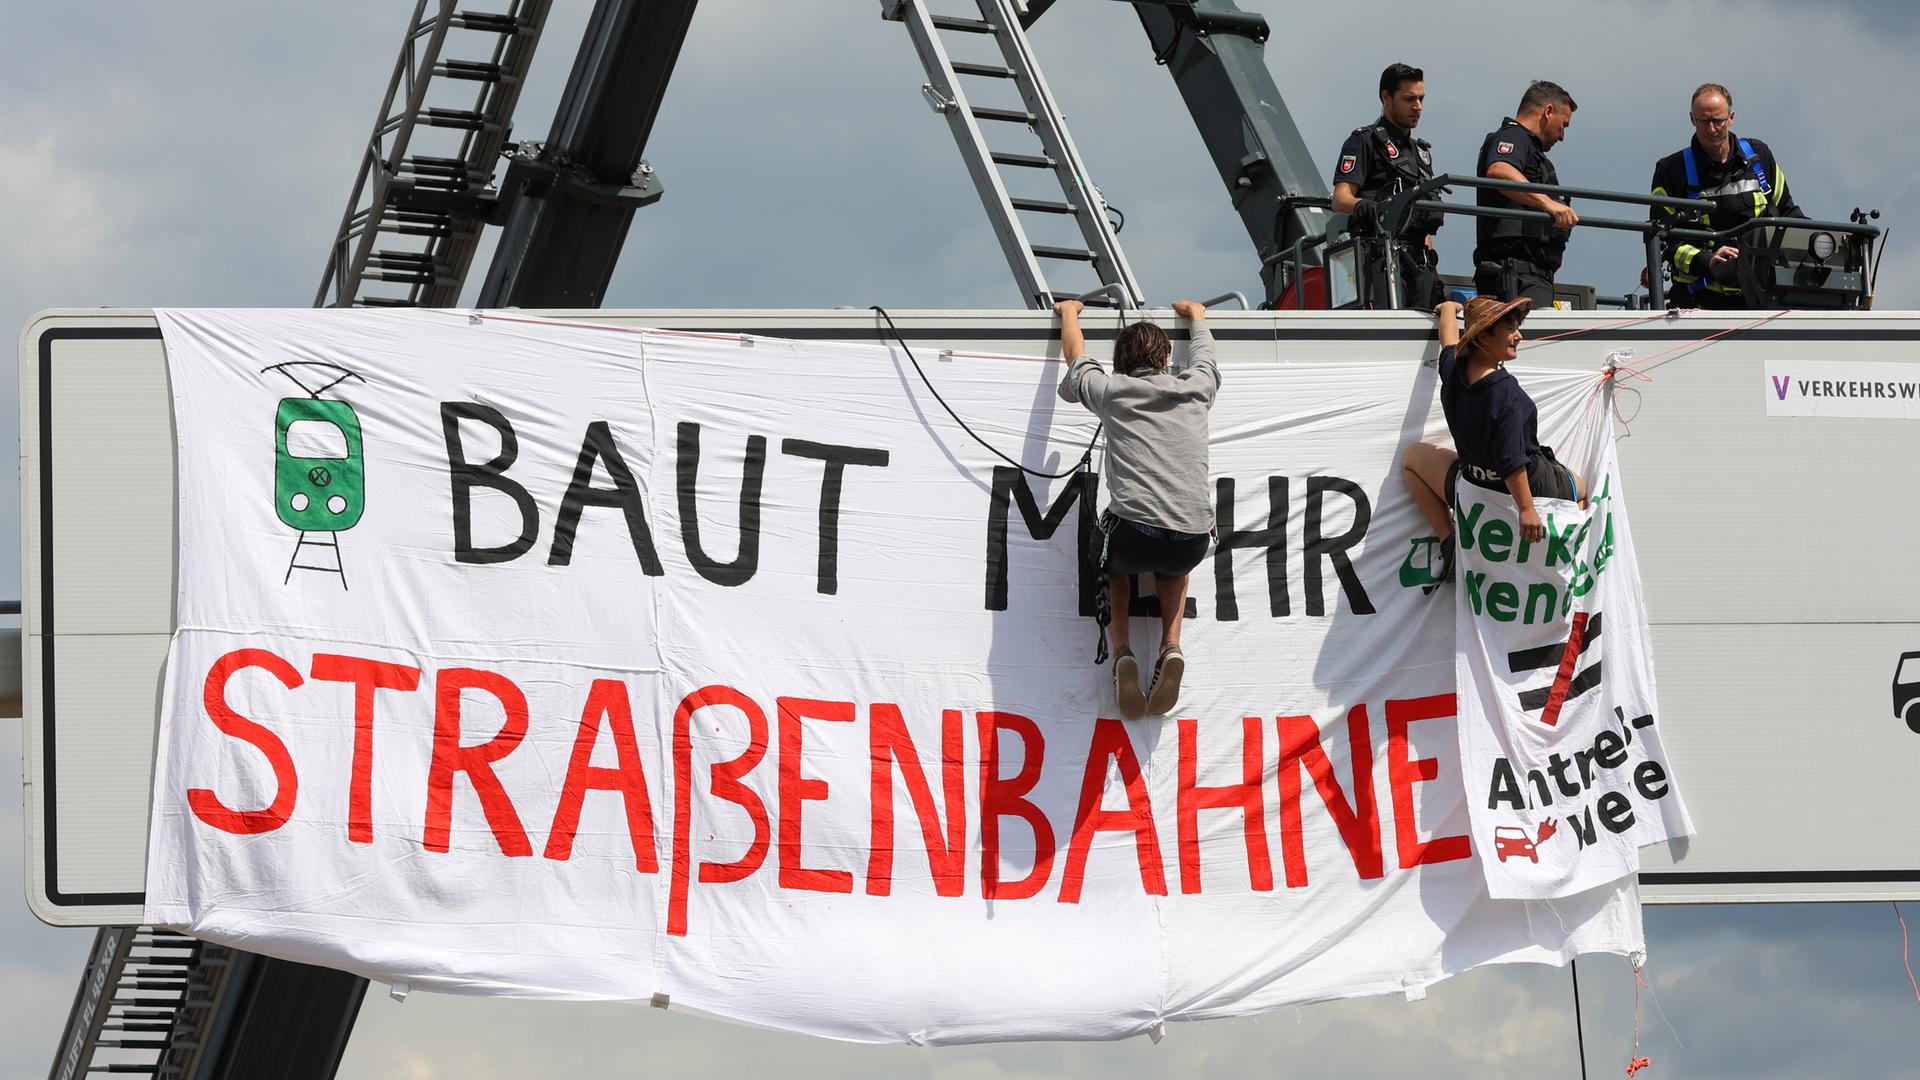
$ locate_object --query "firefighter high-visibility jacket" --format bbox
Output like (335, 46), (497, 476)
(1650, 134), (1804, 299)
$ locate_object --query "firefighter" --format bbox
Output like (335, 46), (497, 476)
(1331, 62), (1444, 309)
(1472, 81), (1579, 307)
(1650, 83), (1804, 308)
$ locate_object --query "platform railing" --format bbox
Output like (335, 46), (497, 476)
(1271, 174), (1881, 311)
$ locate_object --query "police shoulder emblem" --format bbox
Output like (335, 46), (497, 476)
(1339, 155), (1356, 174)
(1497, 141), (1514, 155)
(1385, 141), (1399, 159)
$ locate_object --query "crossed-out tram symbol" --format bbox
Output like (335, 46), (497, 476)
(265, 361), (366, 589)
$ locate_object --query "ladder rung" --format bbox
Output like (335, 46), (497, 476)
(358, 298), (416, 307)
(418, 108), (489, 131)
(1031, 244), (1097, 262)
(434, 59), (504, 82)
(403, 155), (472, 176)
(382, 222), (454, 239)
(971, 106), (1035, 125)
(953, 61), (1015, 79)
(370, 252), (436, 269)
(1045, 291), (1121, 308)
(372, 271), (434, 284)
(991, 150), (1055, 169)
(450, 11), (525, 34)
(931, 15), (997, 33)
(1011, 196), (1076, 214)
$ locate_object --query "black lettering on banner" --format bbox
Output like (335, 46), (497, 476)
(780, 439), (891, 595)
(1596, 791), (1636, 834)
(442, 402), (539, 565)
(548, 421), (664, 574)
(1212, 476), (1290, 621)
(1633, 760), (1670, 801)
(1487, 758), (1527, 810)
(983, 467), (1098, 614)
(1305, 477), (1375, 616)
(1565, 806), (1597, 848)
(677, 421), (766, 587)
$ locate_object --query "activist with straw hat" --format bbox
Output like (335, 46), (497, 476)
(1401, 294), (1585, 587)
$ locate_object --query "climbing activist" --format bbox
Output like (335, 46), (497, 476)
(1472, 80), (1579, 307)
(1331, 62), (1444, 310)
(1650, 83), (1804, 309)
(1402, 295), (1583, 586)
(1055, 298), (1219, 720)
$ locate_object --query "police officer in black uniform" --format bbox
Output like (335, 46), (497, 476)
(1472, 80), (1580, 306)
(1650, 83), (1804, 308)
(1332, 63), (1443, 310)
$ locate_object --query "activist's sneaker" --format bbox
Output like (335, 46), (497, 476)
(1422, 535), (1457, 596)
(1146, 643), (1185, 716)
(1114, 648), (1146, 720)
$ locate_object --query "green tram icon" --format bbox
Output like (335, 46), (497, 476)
(264, 362), (366, 588)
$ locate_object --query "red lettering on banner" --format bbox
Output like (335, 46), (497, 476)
(667, 686), (771, 938)
(544, 679), (659, 872)
(776, 697), (856, 893)
(1387, 694), (1472, 868)
(1276, 706), (1383, 887)
(1176, 716), (1272, 894)
(424, 668), (532, 857)
(309, 653), (422, 844)
(978, 711), (1056, 900)
(189, 648), (303, 836)
(1060, 718), (1167, 903)
(866, 703), (967, 898)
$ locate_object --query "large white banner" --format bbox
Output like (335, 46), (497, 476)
(1453, 439), (1695, 900)
(148, 309), (1649, 1044)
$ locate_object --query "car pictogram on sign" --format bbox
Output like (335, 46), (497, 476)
(1492, 819), (1558, 863)
(1895, 651), (1920, 733)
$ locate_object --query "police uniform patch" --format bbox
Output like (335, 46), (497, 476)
(1339, 155), (1356, 174)
(1418, 146), (1431, 165)
(1385, 141), (1399, 159)
(1497, 142), (1514, 155)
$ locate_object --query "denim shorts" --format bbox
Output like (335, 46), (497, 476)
(1102, 512), (1211, 581)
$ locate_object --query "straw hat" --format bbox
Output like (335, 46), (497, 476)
(1459, 295), (1532, 353)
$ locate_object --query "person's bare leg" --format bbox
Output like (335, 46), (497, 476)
(1402, 441), (1458, 538)
(1154, 574), (1189, 650)
(1107, 575), (1132, 655)
(1108, 575), (1145, 719)
(1146, 574), (1190, 715)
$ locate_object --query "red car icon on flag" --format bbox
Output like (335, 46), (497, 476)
(1493, 819), (1559, 863)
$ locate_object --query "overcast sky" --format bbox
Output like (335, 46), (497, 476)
(6, 1), (1920, 1076)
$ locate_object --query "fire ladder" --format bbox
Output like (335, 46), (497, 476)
(315, 0), (553, 307)
(881, 0), (1143, 308)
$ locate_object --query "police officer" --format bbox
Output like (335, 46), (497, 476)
(1331, 63), (1443, 309)
(1650, 83), (1804, 308)
(1472, 81), (1579, 306)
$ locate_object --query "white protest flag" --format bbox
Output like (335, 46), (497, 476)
(1452, 378), (1694, 900)
(146, 309), (1645, 1044)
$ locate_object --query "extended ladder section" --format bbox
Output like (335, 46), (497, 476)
(315, 0), (552, 307)
(50, 928), (235, 1080)
(882, 0), (1143, 309)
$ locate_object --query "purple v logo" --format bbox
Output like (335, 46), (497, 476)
(1771, 375), (1791, 401)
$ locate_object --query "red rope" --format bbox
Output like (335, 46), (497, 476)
(1519, 311), (1672, 349)
(1623, 964), (1652, 1076)
(1896, 903), (1920, 1010)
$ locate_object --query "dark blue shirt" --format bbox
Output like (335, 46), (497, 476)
(1436, 344), (1540, 485)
